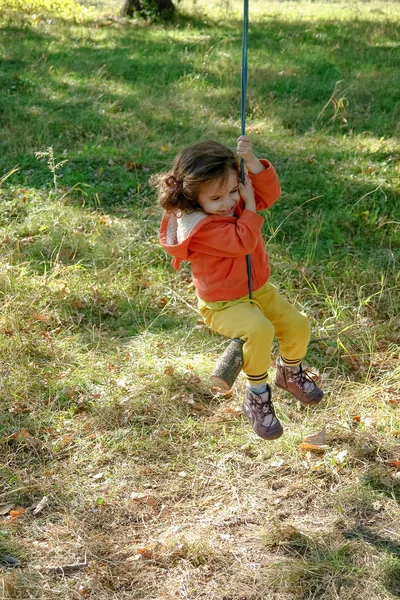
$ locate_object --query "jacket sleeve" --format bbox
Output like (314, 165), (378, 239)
(249, 159), (281, 211)
(188, 210), (264, 257)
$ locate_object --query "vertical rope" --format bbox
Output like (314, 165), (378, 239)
(241, 0), (252, 299)
(240, 0), (249, 184)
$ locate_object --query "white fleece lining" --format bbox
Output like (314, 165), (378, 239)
(166, 211), (208, 245)
(166, 215), (178, 246)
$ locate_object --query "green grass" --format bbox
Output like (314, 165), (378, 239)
(0, 0), (399, 598)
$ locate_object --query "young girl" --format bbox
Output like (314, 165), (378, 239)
(155, 136), (323, 441)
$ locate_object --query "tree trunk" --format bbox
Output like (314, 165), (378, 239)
(122, 0), (175, 18)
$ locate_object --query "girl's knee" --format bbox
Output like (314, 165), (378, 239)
(298, 312), (310, 336)
(292, 312), (310, 344)
(249, 318), (274, 344)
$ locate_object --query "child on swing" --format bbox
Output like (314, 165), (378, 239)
(155, 136), (323, 440)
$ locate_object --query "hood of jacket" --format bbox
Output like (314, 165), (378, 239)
(160, 209), (218, 269)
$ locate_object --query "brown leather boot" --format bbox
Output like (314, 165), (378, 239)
(274, 360), (323, 406)
(242, 385), (283, 440)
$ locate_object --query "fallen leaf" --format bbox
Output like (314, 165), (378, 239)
(20, 236), (34, 245)
(145, 496), (157, 508)
(224, 406), (242, 416)
(383, 387), (400, 406)
(4, 429), (31, 442)
(126, 161), (143, 171)
(32, 496), (49, 515)
(77, 584), (91, 598)
(298, 442), (329, 453)
(211, 404), (242, 422)
(61, 435), (73, 445)
(8, 401), (30, 415)
(131, 491), (148, 500)
(32, 313), (50, 322)
(344, 355), (367, 371)
(387, 460), (400, 468)
(335, 449), (349, 464)
(135, 545), (156, 558)
(270, 459), (285, 467)
(387, 398), (400, 406)
(0, 503), (15, 516)
(26, 436), (42, 450)
(184, 372), (201, 385)
(171, 393), (208, 412)
(71, 298), (87, 309)
(117, 409), (131, 426)
(9, 507), (25, 521)
(379, 475), (393, 487)
(311, 461), (325, 471)
(361, 416), (375, 428)
(303, 427), (326, 446)
(130, 491), (157, 508)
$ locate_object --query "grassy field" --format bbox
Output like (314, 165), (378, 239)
(0, 0), (399, 598)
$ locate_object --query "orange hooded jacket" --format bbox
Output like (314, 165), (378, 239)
(159, 160), (281, 302)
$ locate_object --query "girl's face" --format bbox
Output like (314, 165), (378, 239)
(197, 170), (240, 217)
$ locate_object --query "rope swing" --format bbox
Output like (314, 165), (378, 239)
(241, 0), (253, 300)
(210, 0), (252, 390)
(240, 0), (249, 184)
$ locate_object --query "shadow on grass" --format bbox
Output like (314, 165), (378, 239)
(265, 517), (400, 599)
(0, 13), (399, 191)
(343, 524), (400, 598)
(343, 525), (400, 557)
(1, 11), (398, 292)
(363, 471), (400, 505)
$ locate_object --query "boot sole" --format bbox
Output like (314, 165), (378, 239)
(258, 428), (284, 441)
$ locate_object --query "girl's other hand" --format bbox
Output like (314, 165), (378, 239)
(239, 175), (256, 212)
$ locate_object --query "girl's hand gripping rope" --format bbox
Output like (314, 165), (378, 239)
(239, 175), (256, 213)
(237, 135), (265, 175)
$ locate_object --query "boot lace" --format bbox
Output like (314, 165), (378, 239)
(249, 389), (276, 418)
(293, 365), (318, 393)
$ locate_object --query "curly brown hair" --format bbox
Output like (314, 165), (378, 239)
(151, 140), (239, 214)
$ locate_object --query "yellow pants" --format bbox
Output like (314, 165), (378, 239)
(198, 282), (310, 384)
